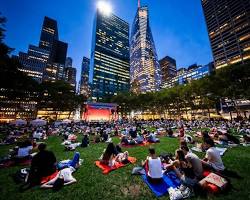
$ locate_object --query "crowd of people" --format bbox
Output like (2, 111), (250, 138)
(0, 118), (249, 197)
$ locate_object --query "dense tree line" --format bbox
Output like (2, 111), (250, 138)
(108, 62), (250, 120)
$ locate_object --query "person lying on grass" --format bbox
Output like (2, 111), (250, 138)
(201, 138), (225, 172)
(142, 147), (163, 184)
(41, 166), (76, 190)
(57, 152), (81, 170)
(99, 142), (129, 167)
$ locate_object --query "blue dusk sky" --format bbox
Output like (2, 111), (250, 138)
(1, 0), (213, 83)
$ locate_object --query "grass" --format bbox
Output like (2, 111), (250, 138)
(0, 135), (250, 200)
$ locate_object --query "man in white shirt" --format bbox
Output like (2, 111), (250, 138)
(142, 147), (163, 184)
(202, 138), (225, 171)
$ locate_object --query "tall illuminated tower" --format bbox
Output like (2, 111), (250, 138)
(130, 2), (161, 93)
(201, 0), (250, 69)
(89, 2), (130, 101)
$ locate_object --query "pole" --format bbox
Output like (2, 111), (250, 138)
(138, 0), (140, 8)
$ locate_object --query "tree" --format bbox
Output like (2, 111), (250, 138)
(38, 81), (86, 120)
(0, 14), (39, 119)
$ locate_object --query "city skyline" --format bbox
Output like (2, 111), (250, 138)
(2, 0), (213, 84)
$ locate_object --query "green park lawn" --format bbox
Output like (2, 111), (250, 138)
(0, 135), (249, 200)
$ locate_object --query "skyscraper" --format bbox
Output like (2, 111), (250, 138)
(162, 62), (214, 89)
(159, 56), (177, 87)
(65, 57), (73, 67)
(14, 45), (50, 83)
(130, 3), (161, 93)
(39, 16), (67, 81)
(64, 67), (77, 90)
(39, 16), (59, 52)
(201, 0), (250, 69)
(89, 6), (130, 101)
(80, 57), (90, 96)
(62, 57), (76, 90)
(16, 16), (68, 83)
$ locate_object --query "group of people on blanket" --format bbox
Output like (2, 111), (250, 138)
(120, 128), (160, 145)
(99, 143), (129, 167)
(141, 134), (225, 193)
(20, 143), (80, 191)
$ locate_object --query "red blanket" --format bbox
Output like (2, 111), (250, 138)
(121, 141), (151, 148)
(40, 170), (59, 184)
(0, 159), (31, 169)
(95, 157), (137, 174)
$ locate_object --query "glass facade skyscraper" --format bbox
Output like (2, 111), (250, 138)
(89, 9), (130, 101)
(201, 0), (250, 69)
(130, 6), (161, 93)
(159, 56), (177, 87)
(162, 62), (215, 89)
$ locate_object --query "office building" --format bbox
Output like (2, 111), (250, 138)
(64, 66), (77, 90)
(80, 57), (90, 97)
(159, 56), (177, 86)
(89, 7), (130, 100)
(130, 4), (161, 93)
(16, 16), (68, 83)
(65, 57), (73, 67)
(201, 0), (250, 69)
(162, 62), (215, 88)
(14, 45), (50, 83)
(39, 16), (59, 52)
(49, 40), (67, 65)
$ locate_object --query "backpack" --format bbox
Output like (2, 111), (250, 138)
(12, 168), (30, 184)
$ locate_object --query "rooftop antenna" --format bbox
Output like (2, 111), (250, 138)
(138, 0), (140, 8)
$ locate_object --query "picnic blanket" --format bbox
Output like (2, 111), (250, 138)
(121, 141), (151, 148)
(215, 147), (227, 156)
(141, 171), (181, 197)
(95, 156), (136, 174)
(40, 170), (59, 184)
(191, 147), (227, 156)
(0, 159), (31, 169)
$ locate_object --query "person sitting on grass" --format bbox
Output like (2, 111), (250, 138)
(41, 166), (76, 191)
(115, 151), (129, 164)
(15, 140), (33, 163)
(94, 134), (101, 143)
(99, 142), (117, 167)
(146, 132), (160, 143)
(81, 134), (89, 148)
(170, 149), (197, 187)
(202, 138), (225, 172)
(26, 143), (57, 188)
(180, 146), (203, 180)
(135, 133), (144, 144)
(179, 125), (185, 138)
(142, 147), (163, 184)
(166, 128), (174, 137)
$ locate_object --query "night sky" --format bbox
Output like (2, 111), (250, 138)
(2, 0), (213, 83)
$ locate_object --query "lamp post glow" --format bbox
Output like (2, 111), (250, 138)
(97, 1), (112, 16)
